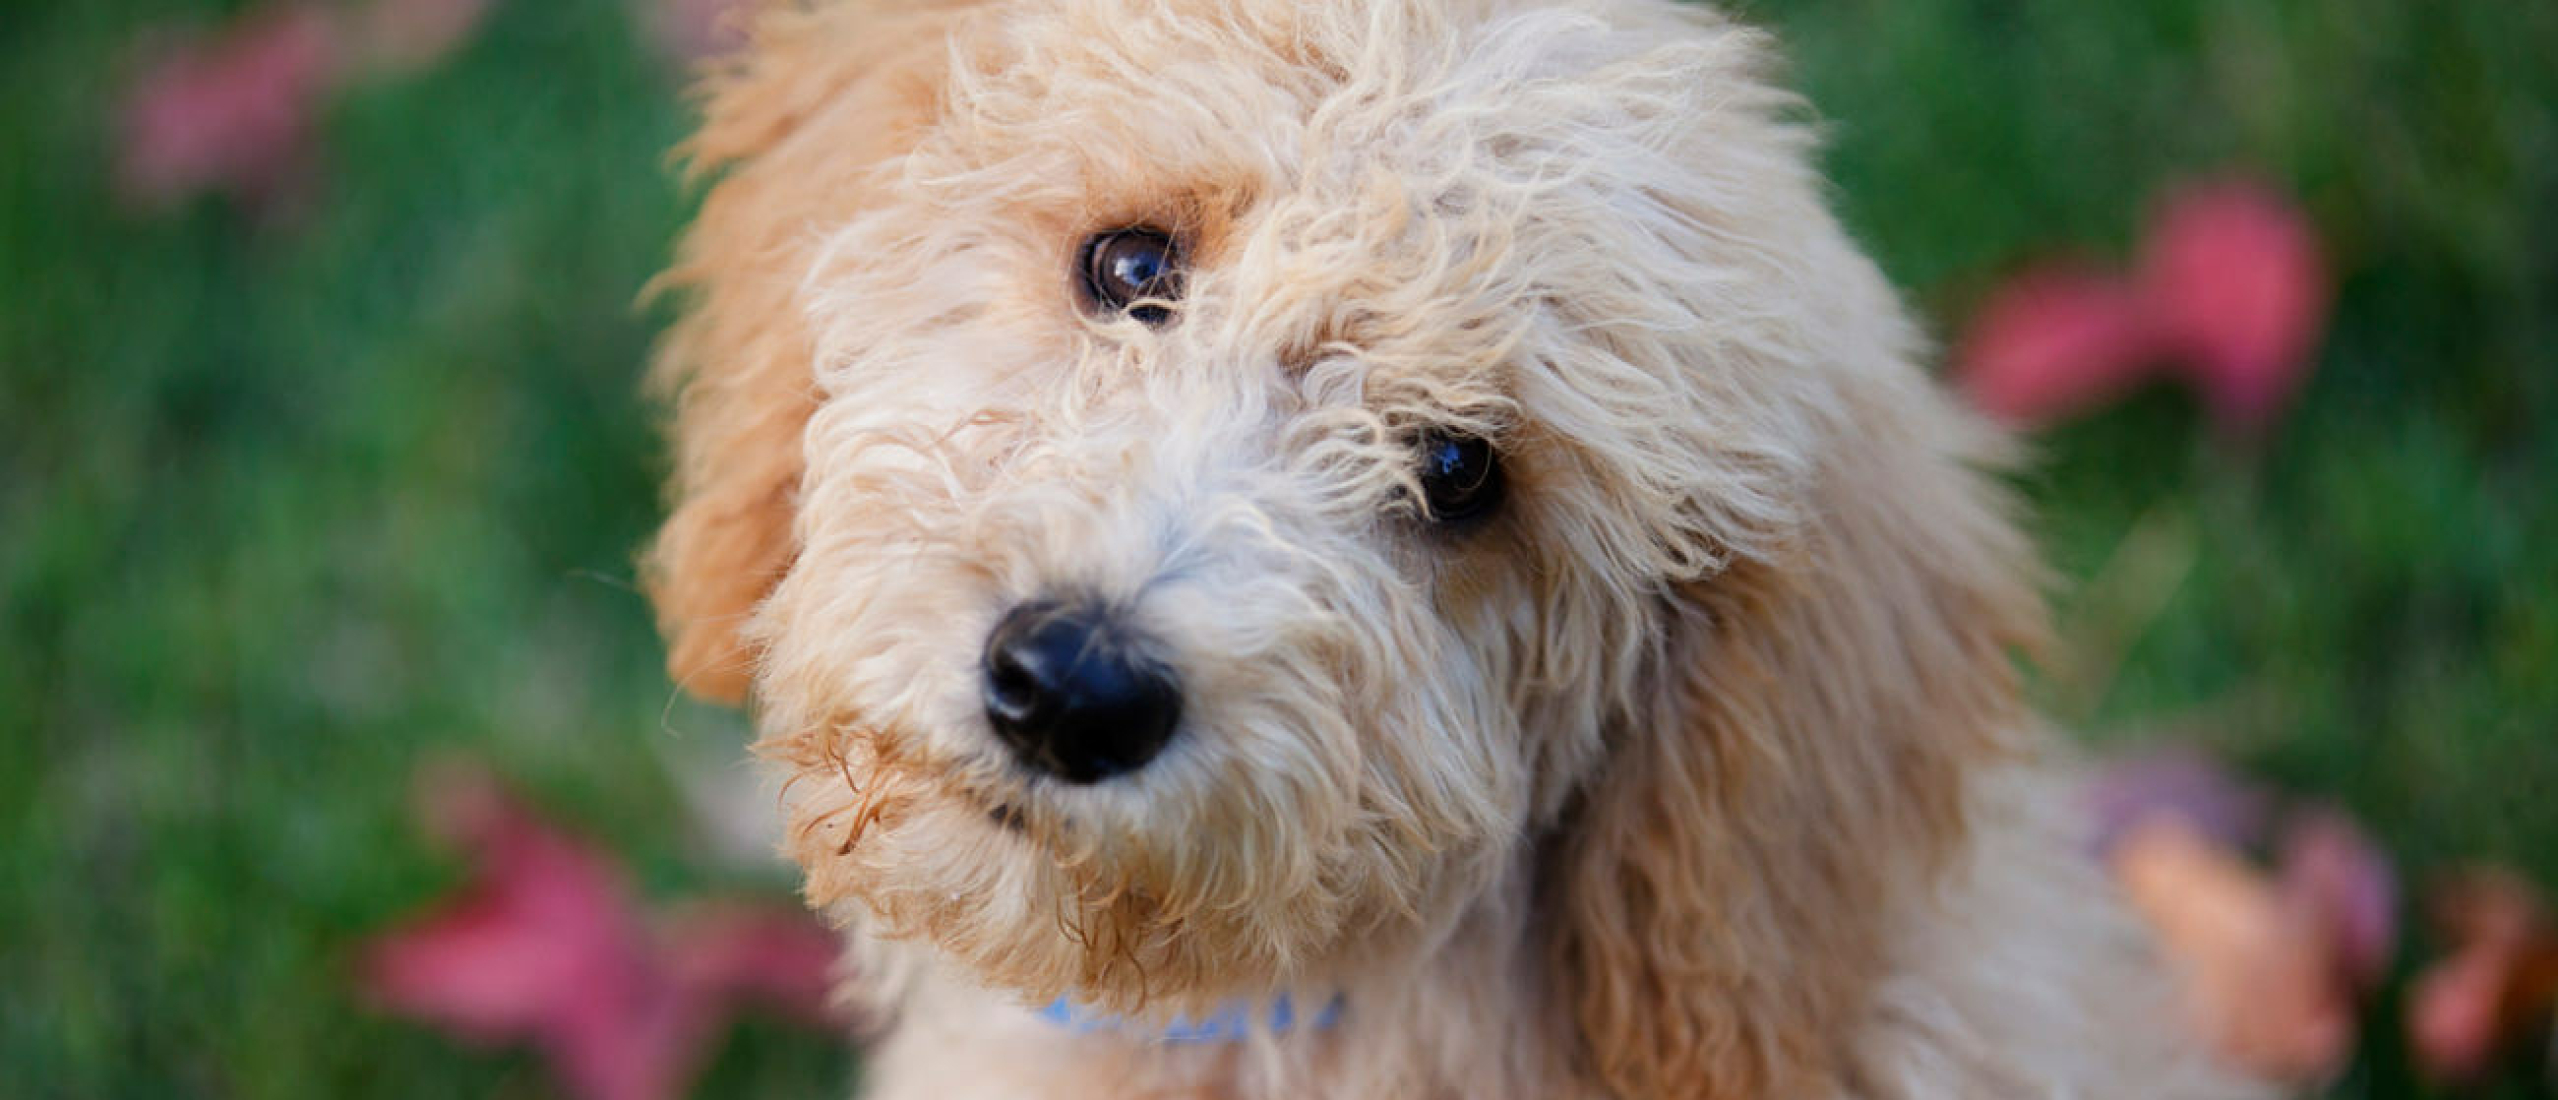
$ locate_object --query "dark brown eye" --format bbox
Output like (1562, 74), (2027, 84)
(1078, 227), (1183, 325)
(1415, 429), (1504, 526)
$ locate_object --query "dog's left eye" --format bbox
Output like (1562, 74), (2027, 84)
(1078, 227), (1183, 325)
(1415, 429), (1505, 527)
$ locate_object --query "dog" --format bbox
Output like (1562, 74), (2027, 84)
(642, 1), (2263, 1096)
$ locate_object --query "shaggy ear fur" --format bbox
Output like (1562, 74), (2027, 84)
(646, 1), (969, 702)
(1547, 364), (2050, 1097)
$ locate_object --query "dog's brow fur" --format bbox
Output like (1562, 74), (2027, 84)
(642, 1), (2268, 1096)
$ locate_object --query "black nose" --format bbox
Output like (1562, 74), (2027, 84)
(981, 599), (1182, 783)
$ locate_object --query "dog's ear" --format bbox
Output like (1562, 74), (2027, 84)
(645, 3), (964, 703)
(1545, 370), (2048, 1097)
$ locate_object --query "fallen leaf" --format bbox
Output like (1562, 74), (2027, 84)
(2111, 815), (2355, 1084)
(2089, 752), (2401, 1085)
(1954, 173), (2328, 434)
(1954, 263), (2159, 427)
(115, 0), (502, 217)
(2084, 747), (2272, 858)
(2277, 808), (2398, 992)
(2408, 871), (2558, 1084)
(361, 762), (845, 1100)
(348, 0), (497, 75)
(664, 901), (847, 1027)
(117, 7), (338, 214)
(642, 0), (751, 65)
(2137, 178), (2329, 433)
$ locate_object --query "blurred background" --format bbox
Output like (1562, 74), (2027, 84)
(1, 0), (2551, 1096)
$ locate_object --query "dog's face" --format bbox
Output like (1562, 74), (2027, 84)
(653, 0), (2039, 1051)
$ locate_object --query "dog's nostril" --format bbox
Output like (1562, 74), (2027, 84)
(980, 599), (1182, 784)
(984, 647), (1046, 725)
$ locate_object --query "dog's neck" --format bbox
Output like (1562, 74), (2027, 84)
(850, 850), (1572, 1100)
(853, 768), (2244, 1100)
(1310, 852), (1571, 1097)
(1032, 991), (1345, 1044)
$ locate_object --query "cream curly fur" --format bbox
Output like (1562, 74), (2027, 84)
(644, 1), (2267, 1096)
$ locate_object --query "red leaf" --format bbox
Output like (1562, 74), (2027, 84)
(117, 7), (339, 212)
(360, 764), (847, 1100)
(2084, 747), (2273, 858)
(2110, 816), (2355, 1083)
(666, 902), (849, 1026)
(2408, 871), (2558, 1084)
(2137, 179), (2329, 433)
(641, 0), (751, 64)
(1954, 264), (2159, 427)
(2409, 951), (2508, 1085)
(2276, 809), (2398, 991)
(347, 0), (496, 76)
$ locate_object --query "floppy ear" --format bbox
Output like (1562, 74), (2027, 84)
(646, 2), (967, 703)
(1545, 365), (2049, 1097)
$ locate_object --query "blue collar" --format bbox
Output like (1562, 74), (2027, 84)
(1036, 993), (1345, 1045)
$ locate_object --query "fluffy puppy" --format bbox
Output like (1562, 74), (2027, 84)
(644, 1), (2261, 1097)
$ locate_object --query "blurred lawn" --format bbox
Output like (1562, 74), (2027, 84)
(2, 1), (2552, 1097)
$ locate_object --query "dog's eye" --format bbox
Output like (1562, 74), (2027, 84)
(1078, 227), (1183, 325)
(1415, 429), (1504, 526)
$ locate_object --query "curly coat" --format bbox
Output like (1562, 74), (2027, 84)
(644, 2), (2263, 1096)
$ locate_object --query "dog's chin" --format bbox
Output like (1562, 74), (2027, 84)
(785, 770), (1370, 1013)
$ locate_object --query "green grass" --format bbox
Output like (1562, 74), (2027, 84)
(1777, 0), (2558, 885)
(3, 0), (2552, 1097)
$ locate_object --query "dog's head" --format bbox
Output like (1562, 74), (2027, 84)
(649, 0), (2043, 1093)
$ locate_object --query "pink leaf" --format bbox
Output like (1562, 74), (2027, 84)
(1954, 264), (2159, 427)
(361, 766), (698, 1100)
(2136, 178), (2330, 433)
(666, 902), (851, 1027)
(347, 0), (496, 76)
(117, 6), (339, 213)
(2408, 871), (2558, 1084)
(2276, 808), (2399, 991)
(360, 764), (846, 1100)
(642, 0), (751, 65)
(2409, 950), (2508, 1085)
(2084, 747), (2273, 859)
(2110, 816), (2356, 1083)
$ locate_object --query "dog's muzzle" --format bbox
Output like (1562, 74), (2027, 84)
(981, 598), (1182, 783)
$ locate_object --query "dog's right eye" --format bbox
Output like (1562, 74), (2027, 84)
(1415, 429), (1505, 528)
(1077, 227), (1184, 325)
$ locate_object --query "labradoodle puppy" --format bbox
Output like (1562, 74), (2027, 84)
(643, 1), (2263, 1096)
